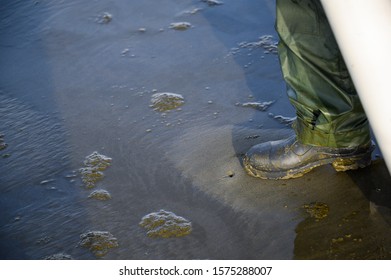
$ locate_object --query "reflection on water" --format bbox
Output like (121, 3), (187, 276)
(1, 0), (391, 260)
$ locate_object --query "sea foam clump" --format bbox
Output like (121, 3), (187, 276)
(79, 231), (119, 257)
(79, 152), (112, 188)
(139, 209), (192, 238)
(240, 101), (275, 111)
(150, 92), (185, 112)
(169, 22), (192, 31)
(303, 202), (329, 220)
(88, 189), (112, 201)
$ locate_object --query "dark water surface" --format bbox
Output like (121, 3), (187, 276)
(1, 0), (391, 260)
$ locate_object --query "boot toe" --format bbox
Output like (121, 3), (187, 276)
(243, 136), (316, 179)
(243, 142), (275, 175)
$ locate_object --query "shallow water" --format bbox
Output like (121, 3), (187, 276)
(1, 0), (391, 260)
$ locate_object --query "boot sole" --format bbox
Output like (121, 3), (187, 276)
(243, 152), (372, 180)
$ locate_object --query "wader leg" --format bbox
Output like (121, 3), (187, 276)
(276, 0), (370, 148)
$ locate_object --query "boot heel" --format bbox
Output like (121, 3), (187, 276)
(332, 153), (372, 172)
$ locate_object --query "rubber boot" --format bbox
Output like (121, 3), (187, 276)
(243, 135), (374, 180)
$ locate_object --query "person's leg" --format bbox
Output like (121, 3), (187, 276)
(277, 0), (370, 147)
(243, 0), (373, 179)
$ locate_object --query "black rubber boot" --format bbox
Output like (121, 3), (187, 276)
(243, 135), (374, 180)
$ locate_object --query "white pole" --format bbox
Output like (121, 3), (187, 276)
(320, 0), (391, 174)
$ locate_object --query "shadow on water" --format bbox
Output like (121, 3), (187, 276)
(293, 161), (391, 260)
(200, 0), (391, 260)
(349, 159), (391, 224)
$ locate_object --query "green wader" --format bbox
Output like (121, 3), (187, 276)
(276, 0), (371, 148)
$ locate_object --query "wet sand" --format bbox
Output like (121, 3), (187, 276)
(1, 0), (390, 259)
